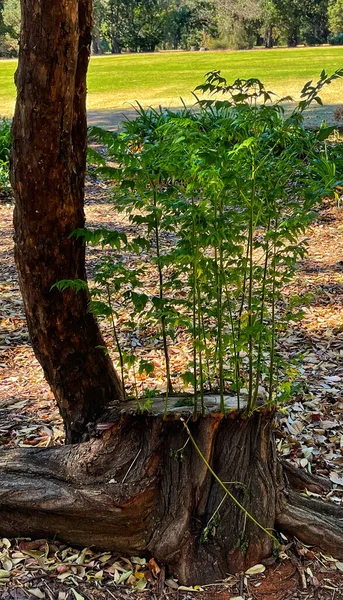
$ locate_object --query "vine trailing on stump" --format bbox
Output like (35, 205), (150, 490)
(2, 0), (343, 585)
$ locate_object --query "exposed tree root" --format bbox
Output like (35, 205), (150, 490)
(0, 411), (342, 584)
(276, 489), (343, 559)
(281, 460), (333, 494)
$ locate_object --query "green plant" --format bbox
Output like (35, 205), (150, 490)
(0, 118), (11, 193)
(328, 32), (343, 44)
(154, 70), (342, 412)
(58, 70), (342, 415)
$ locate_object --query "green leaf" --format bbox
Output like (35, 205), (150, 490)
(317, 125), (336, 141)
(87, 146), (106, 166)
(88, 300), (112, 317)
(138, 360), (155, 376)
(51, 279), (88, 294)
(118, 570), (132, 584)
(71, 589), (85, 600)
(130, 292), (149, 312)
(181, 371), (195, 387)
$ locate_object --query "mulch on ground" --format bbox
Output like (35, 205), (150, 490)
(0, 178), (343, 599)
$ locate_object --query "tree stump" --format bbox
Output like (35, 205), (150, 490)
(1, 408), (342, 585)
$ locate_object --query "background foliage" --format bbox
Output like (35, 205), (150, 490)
(1, 0), (343, 56)
(0, 117), (10, 194)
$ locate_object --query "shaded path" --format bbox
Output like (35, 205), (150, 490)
(87, 102), (343, 131)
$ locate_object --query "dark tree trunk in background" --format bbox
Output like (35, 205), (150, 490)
(0, 1), (5, 35)
(265, 26), (273, 48)
(92, 38), (103, 54)
(287, 27), (299, 47)
(11, 0), (124, 443)
(111, 38), (121, 54)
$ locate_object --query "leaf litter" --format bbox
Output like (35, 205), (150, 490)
(0, 178), (343, 598)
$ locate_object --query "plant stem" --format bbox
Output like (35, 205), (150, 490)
(268, 226), (278, 405)
(192, 262), (198, 417)
(197, 279), (205, 414)
(247, 158), (256, 412)
(214, 195), (225, 414)
(201, 313), (212, 392)
(192, 198), (198, 416)
(218, 245), (225, 413)
(152, 183), (173, 415)
(132, 352), (139, 406)
(252, 216), (271, 408)
(106, 284), (126, 398)
(224, 284), (241, 409)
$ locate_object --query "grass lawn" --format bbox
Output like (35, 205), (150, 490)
(1, 46), (343, 118)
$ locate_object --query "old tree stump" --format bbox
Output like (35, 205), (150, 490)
(3, 0), (343, 586)
(1, 404), (343, 584)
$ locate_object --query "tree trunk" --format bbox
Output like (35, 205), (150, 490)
(92, 37), (103, 54)
(265, 26), (273, 48)
(287, 27), (299, 47)
(111, 38), (121, 54)
(10, 0), (124, 444)
(0, 410), (342, 586)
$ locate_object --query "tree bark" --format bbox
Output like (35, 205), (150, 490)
(0, 412), (276, 584)
(265, 26), (273, 48)
(276, 489), (343, 560)
(10, 0), (124, 444)
(0, 411), (342, 586)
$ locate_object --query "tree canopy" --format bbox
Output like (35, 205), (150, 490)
(328, 0), (343, 35)
(0, 0), (339, 56)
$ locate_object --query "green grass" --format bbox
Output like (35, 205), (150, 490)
(1, 47), (343, 118)
(0, 59), (16, 117)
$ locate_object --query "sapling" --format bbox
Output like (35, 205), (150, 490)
(83, 70), (342, 414)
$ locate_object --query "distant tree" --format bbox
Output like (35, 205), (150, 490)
(272, 0), (328, 46)
(92, 0), (107, 53)
(328, 0), (343, 34)
(272, 0), (302, 45)
(300, 0), (329, 45)
(134, 0), (167, 51)
(0, 0), (20, 56)
(94, 0), (217, 52)
(0, 1), (4, 34)
(161, 1), (193, 49)
(99, 0), (166, 52)
(260, 0), (278, 47)
(214, 0), (262, 49)
(3, 0), (21, 39)
(186, 0), (217, 46)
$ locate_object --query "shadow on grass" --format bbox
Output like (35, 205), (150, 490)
(87, 102), (343, 131)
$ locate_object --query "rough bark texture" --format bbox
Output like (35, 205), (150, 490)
(0, 412), (275, 585)
(281, 459), (333, 495)
(276, 489), (343, 561)
(11, 0), (123, 443)
(0, 411), (342, 585)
